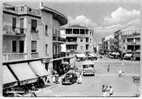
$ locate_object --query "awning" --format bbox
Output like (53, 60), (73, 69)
(62, 62), (69, 64)
(75, 54), (86, 58)
(111, 52), (119, 55)
(89, 53), (97, 57)
(3, 65), (17, 85)
(29, 61), (49, 77)
(124, 54), (132, 57)
(9, 63), (37, 82)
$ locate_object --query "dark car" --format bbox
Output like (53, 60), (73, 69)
(62, 72), (77, 85)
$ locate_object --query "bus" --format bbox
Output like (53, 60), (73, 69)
(82, 61), (95, 76)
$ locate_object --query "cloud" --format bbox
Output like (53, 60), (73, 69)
(68, 15), (97, 27)
(126, 19), (141, 27)
(104, 7), (141, 25)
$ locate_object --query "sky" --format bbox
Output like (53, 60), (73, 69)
(5, 0), (141, 43)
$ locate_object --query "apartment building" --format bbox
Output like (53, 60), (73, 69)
(114, 26), (141, 60)
(2, 3), (68, 92)
(3, 3), (42, 62)
(40, 4), (68, 75)
(61, 24), (94, 56)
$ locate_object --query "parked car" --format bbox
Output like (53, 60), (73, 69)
(62, 72), (78, 85)
(123, 53), (133, 60)
(87, 53), (97, 60)
(133, 52), (140, 61)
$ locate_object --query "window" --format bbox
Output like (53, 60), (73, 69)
(20, 6), (24, 11)
(19, 40), (24, 53)
(20, 18), (24, 33)
(80, 38), (83, 42)
(12, 40), (17, 52)
(31, 41), (37, 52)
(86, 38), (89, 42)
(12, 17), (16, 31)
(86, 44), (89, 50)
(45, 44), (48, 56)
(31, 19), (37, 33)
(45, 25), (48, 36)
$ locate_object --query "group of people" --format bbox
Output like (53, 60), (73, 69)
(102, 85), (114, 96)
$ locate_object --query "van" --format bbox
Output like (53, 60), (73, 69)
(82, 61), (95, 76)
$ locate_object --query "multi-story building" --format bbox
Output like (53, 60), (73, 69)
(2, 3), (68, 78)
(101, 35), (117, 54)
(3, 3), (42, 62)
(114, 26), (141, 60)
(40, 4), (68, 75)
(61, 24), (94, 56)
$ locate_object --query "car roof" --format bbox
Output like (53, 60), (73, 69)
(82, 61), (94, 65)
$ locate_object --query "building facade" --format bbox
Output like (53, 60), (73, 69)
(114, 26), (141, 60)
(61, 24), (94, 56)
(3, 3), (42, 62)
(2, 3), (68, 76)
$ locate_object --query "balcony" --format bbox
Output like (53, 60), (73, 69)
(66, 33), (89, 37)
(53, 36), (66, 43)
(3, 25), (25, 36)
(3, 53), (28, 62)
(31, 52), (39, 59)
(53, 52), (66, 59)
(66, 41), (77, 45)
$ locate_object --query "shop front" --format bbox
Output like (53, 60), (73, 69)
(29, 60), (49, 87)
(8, 62), (38, 95)
(3, 65), (18, 96)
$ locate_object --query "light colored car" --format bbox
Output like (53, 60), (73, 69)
(123, 53), (133, 60)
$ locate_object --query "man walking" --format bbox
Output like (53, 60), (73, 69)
(107, 64), (110, 72)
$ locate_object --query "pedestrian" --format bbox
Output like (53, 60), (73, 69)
(77, 74), (82, 84)
(118, 70), (122, 77)
(30, 92), (37, 97)
(102, 84), (105, 93)
(107, 64), (110, 72)
(55, 73), (59, 84)
(109, 86), (113, 96)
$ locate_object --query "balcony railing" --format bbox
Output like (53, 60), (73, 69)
(53, 36), (66, 42)
(66, 41), (77, 45)
(53, 53), (66, 59)
(3, 53), (28, 62)
(3, 25), (26, 36)
(31, 52), (39, 59)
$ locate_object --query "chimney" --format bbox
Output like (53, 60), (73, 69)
(40, 2), (44, 9)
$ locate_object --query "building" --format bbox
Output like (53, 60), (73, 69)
(2, 2), (68, 93)
(40, 4), (68, 75)
(3, 3), (42, 62)
(61, 24), (94, 56)
(114, 26), (141, 60)
(101, 35), (116, 54)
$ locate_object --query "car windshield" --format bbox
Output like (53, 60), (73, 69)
(83, 65), (94, 68)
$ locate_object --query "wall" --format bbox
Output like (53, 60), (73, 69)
(40, 11), (53, 59)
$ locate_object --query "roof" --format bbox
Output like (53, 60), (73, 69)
(75, 54), (86, 58)
(41, 5), (68, 25)
(61, 24), (93, 30)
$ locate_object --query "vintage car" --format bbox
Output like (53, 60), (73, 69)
(62, 72), (77, 85)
